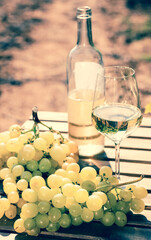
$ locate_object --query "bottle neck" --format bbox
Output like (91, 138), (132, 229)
(77, 16), (94, 46)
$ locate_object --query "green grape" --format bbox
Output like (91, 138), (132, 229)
(115, 211), (127, 227)
(99, 166), (112, 178)
(74, 189), (88, 203)
(24, 218), (36, 230)
(35, 213), (49, 228)
(48, 167), (56, 175)
(39, 158), (51, 173)
(21, 203), (38, 218)
(133, 186), (148, 199)
(59, 213), (71, 228)
(21, 171), (32, 182)
(47, 174), (63, 188)
(46, 222), (60, 232)
(0, 168), (11, 179)
(6, 138), (21, 153)
(14, 218), (25, 233)
(52, 193), (66, 208)
(119, 189), (132, 202)
(33, 138), (47, 151)
(26, 226), (40, 236)
(0, 197), (10, 211)
(7, 156), (18, 169)
(32, 170), (42, 177)
(30, 176), (46, 191)
(115, 200), (130, 214)
(22, 188), (38, 202)
(108, 175), (119, 185)
(48, 207), (61, 223)
(106, 192), (117, 210)
(86, 195), (103, 211)
(66, 163), (80, 173)
(12, 165), (24, 177)
(69, 203), (82, 217)
(22, 144), (36, 161)
(130, 198), (145, 213)
(81, 180), (96, 192)
(93, 191), (107, 205)
(8, 191), (19, 204)
(17, 179), (28, 191)
(38, 201), (50, 214)
(80, 167), (97, 181)
(9, 124), (21, 138)
(3, 182), (17, 194)
(93, 208), (104, 220)
(62, 183), (76, 197)
(49, 145), (66, 162)
(38, 186), (52, 202)
(39, 131), (54, 145)
(5, 204), (17, 219)
(71, 215), (83, 226)
(26, 160), (39, 172)
(101, 211), (115, 226)
(81, 207), (94, 222)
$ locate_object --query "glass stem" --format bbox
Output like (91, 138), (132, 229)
(115, 143), (120, 179)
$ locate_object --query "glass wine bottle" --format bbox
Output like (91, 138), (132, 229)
(67, 6), (104, 157)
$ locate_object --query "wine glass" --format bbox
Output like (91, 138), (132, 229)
(92, 66), (143, 179)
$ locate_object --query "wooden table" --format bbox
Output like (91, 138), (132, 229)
(0, 111), (151, 240)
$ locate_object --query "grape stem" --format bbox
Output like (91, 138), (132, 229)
(23, 107), (64, 142)
(96, 175), (143, 193)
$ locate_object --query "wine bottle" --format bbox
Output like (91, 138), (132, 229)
(67, 6), (104, 157)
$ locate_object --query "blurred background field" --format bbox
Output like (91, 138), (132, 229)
(0, 0), (151, 132)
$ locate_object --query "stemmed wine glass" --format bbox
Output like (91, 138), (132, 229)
(92, 66), (143, 179)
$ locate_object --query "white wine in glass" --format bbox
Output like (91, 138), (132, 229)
(92, 66), (143, 179)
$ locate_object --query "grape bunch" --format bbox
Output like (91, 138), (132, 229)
(0, 110), (148, 236)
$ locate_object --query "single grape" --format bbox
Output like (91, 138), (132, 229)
(93, 208), (104, 220)
(93, 191), (107, 205)
(101, 211), (115, 226)
(26, 226), (40, 236)
(3, 177), (16, 185)
(33, 150), (43, 161)
(59, 213), (71, 228)
(21, 203), (38, 218)
(66, 163), (80, 173)
(52, 193), (66, 208)
(22, 188), (38, 202)
(5, 204), (17, 219)
(0, 197), (10, 211)
(106, 192), (117, 210)
(24, 218), (36, 230)
(8, 191), (19, 204)
(47, 174), (63, 188)
(26, 160), (39, 172)
(39, 131), (54, 145)
(55, 169), (67, 177)
(74, 188), (88, 203)
(71, 215), (83, 226)
(22, 144), (35, 160)
(62, 183), (76, 197)
(133, 186), (148, 199)
(46, 222), (60, 232)
(80, 167), (97, 181)
(21, 171), (32, 182)
(81, 207), (94, 222)
(86, 195), (103, 211)
(39, 158), (51, 173)
(3, 182), (17, 194)
(7, 156), (18, 169)
(35, 213), (49, 228)
(99, 166), (112, 178)
(38, 201), (50, 214)
(17, 179), (28, 191)
(65, 196), (76, 209)
(115, 211), (127, 227)
(119, 189), (132, 202)
(14, 218), (25, 233)
(9, 124), (21, 138)
(32, 170), (42, 177)
(12, 165), (24, 177)
(0, 168), (11, 179)
(69, 203), (82, 217)
(60, 143), (70, 155)
(130, 198), (145, 213)
(66, 170), (78, 182)
(48, 207), (61, 223)
(49, 145), (66, 162)
(30, 176), (46, 191)
(34, 137), (47, 151)
(17, 198), (26, 208)
(38, 186), (55, 202)
(66, 141), (78, 154)
(115, 200), (130, 214)
(6, 138), (21, 153)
